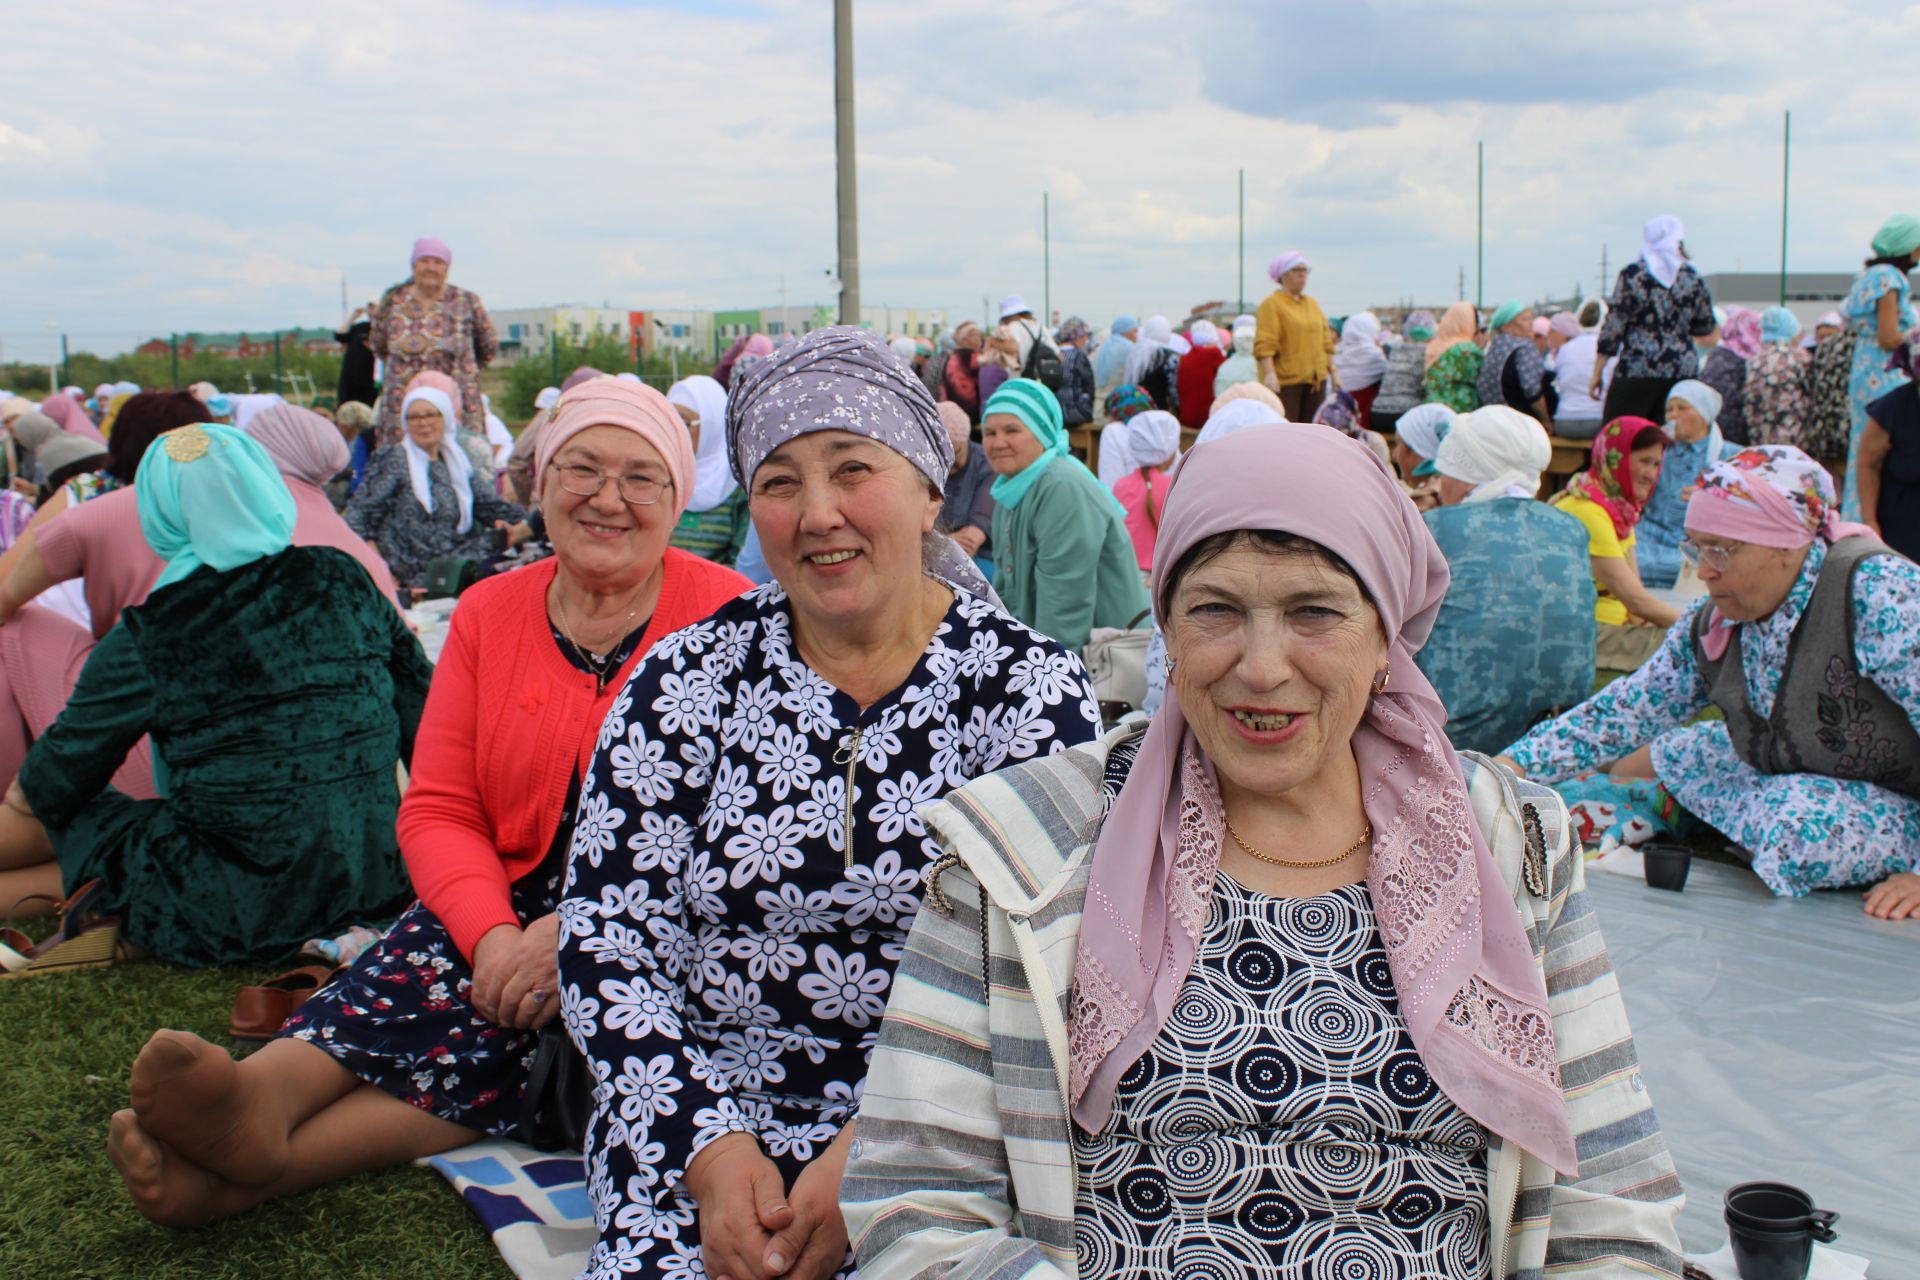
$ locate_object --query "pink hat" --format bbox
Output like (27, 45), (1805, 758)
(405, 370), (462, 422)
(535, 377), (696, 519)
(411, 236), (452, 266)
(1268, 250), (1308, 282)
(1530, 315), (1552, 337)
(1548, 312), (1582, 339)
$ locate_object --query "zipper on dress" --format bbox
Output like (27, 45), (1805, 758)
(833, 727), (864, 869)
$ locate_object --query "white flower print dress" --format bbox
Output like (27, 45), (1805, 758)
(558, 581), (1102, 1279)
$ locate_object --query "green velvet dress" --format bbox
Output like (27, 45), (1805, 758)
(17, 546), (432, 967)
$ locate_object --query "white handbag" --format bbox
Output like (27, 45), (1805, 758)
(1082, 609), (1154, 714)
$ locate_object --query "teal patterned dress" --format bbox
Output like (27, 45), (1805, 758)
(16, 547), (432, 966)
(1503, 539), (1920, 896)
(1417, 499), (1596, 753)
(1841, 265), (1916, 519)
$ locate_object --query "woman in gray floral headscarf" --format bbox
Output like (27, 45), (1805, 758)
(555, 325), (1102, 1280)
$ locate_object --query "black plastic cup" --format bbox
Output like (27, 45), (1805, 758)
(1642, 842), (1692, 892)
(1724, 1182), (1838, 1280)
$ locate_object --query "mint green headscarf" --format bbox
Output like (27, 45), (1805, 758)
(1871, 213), (1920, 261)
(137, 423), (295, 590)
(984, 378), (1122, 513)
(1488, 300), (1526, 330)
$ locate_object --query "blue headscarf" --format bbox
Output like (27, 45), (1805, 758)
(984, 378), (1123, 514)
(1760, 305), (1802, 345)
(1094, 315), (1138, 389)
(137, 423), (295, 590)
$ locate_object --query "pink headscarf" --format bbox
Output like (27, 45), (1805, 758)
(1720, 307), (1763, 360)
(406, 370), (463, 424)
(1268, 250), (1308, 283)
(38, 393), (107, 445)
(534, 377), (695, 519)
(1685, 445), (1876, 658)
(743, 334), (774, 357)
(411, 236), (452, 266)
(1069, 425), (1577, 1174)
(245, 404), (349, 486)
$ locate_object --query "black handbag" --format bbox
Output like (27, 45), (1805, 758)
(519, 1026), (593, 1153)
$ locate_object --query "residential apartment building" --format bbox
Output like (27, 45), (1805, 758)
(490, 302), (952, 365)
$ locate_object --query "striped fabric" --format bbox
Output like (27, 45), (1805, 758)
(844, 725), (1686, 1279)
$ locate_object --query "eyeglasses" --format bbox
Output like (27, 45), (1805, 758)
(1679, 537), (1738, 572)
(550, 462), (671, 506)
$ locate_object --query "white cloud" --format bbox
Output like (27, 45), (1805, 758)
(0, 0), (1909, 361)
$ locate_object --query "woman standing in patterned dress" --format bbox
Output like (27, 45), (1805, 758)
(557, 327), (1102, 1280)
(845, 426), (1684, 1279)
(1840, 215), (1920, 519)
(370, 236), (498, 448)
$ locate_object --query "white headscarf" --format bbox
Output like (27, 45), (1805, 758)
(667, 374), (735, 512)
(1122, 316), (1175, 386)
(1395, 403), (1455, 462)
(1119, 410), (1182, 474)
(229, 393), (287, 433)
(1194, 397), (1287, 446)
(1331, 311), (1388, 389)
(1231, 315), (1256, 355)
(1434, 404), (1551, 503)
(1187, 320), (1221, 352)
(1639, 215), (1686, 289)
(482, 394), (513, 468)
(399, 386), (474, 532)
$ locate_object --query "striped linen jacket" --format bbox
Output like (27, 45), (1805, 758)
(842, 725), (1686, 1279)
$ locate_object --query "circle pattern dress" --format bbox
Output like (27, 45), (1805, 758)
(1073, 874), (1490, 1279)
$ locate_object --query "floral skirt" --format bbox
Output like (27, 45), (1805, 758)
(279, 851), (561, 1139)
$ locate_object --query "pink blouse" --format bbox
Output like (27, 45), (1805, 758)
(34, 488), (162, 639)
(1113, 468), (1172, 572)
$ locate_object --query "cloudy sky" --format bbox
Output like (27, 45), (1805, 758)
(1, 0), (1911, 360)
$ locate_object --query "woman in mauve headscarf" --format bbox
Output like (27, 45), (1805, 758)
(845, 423), (1684, 1280)
(556, 326), (1098, 1280)
(1699, 305), (1760, 445)
(370, 236), (498, 447)
(1504, 444), (1920, 916)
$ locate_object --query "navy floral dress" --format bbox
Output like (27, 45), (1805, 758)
(557, 581), (1102, 1280)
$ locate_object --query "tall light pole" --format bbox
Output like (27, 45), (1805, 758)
(1237, 167), (1246, 315)
(1475, 141), (1484, 311)
(1779, 109), (1791, 306)
(1043, 191), (1051, 324)
(833, 0), (861, 327)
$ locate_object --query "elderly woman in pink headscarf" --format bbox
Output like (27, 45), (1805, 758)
(370, 236), (497, 448)
(1503, 445), (1920, 918)
(846, 424), (1685, 1279)
(36, 391), (107, 445)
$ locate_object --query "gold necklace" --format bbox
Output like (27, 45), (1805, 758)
(1222, 815), (1372, 869)
(555, 582), (650, 693)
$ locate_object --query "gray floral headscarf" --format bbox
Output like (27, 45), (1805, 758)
(727, 325), (1003, 606)
(726, 325), (952, 489)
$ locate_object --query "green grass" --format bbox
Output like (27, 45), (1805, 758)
(0, 948), (507, 1279)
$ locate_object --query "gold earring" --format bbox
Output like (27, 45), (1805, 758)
(1371, 665), (1391, 696)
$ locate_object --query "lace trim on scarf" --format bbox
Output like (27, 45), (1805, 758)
(1068, 737), (1221, 1106)
(1443, 974), (1561, 1083)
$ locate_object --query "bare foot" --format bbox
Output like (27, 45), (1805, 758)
(108, 1109), (251, 1228)
(128, 1029), (289, 1188)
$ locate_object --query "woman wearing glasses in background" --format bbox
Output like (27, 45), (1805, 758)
(1499, 446), (1920, 923)
(106, 379), (751, 1227)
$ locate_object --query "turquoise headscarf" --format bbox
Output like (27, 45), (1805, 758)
(1759, 305), (1802, 344)
(1489, 300), (1526, 330)
(137, 423), (295, 590)
(1871, 213), (1920, 261)
(984, 378), (1121, 513)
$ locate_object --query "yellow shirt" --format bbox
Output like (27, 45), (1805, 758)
(1253, 290), (1334, 386)
(1552, 493), (1633, 626)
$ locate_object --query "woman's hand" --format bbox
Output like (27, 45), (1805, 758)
(493, 518), (534, 548)
(1864, 871), (1920, 921)
(1588, 370), (1604, 399)
(9, 478), (34, 499)
(469, 915), (562, 1029)
(950, 525), (986, 556)
(685, 1134), (793, 1280)
(758, 1127), (853, 1279)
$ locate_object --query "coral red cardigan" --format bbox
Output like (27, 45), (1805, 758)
(398, 549), (749, 957)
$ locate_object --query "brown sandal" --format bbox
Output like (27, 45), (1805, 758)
(0, 880), (123, 980)
(230, 964), (340, 1047)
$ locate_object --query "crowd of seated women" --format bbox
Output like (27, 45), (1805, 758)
(0, 318), (1910, 1280)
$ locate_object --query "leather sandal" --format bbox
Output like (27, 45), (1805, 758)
(230, 964), (340, 1047)
(0, 880), (123, 980)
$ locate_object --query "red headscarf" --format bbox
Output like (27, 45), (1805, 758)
(1564, 416), (1669, 539)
